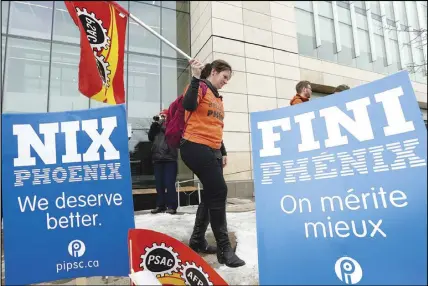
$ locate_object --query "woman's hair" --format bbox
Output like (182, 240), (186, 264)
(200, 59), (232, 80)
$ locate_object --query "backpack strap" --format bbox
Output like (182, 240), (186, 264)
(183, 81), (209, 131)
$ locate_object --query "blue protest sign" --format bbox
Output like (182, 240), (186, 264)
(2, 105), (135, 284)
(250, 71), (427, 285)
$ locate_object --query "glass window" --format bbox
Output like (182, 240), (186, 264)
(407, 1), (419, 30)
(2, 1), (9, 34)
(400, 23), (415, 76)
(370, 1), (381, 16)
(162, 1), (189, 13)
(388, 39), (401, 74)
(128, 128), (156, 188)
(129, 2), (160, 55)
(296, 9), (317, 58)
(162, 9), (190, 59)
(338, 5), (351, 25)
(115, 1), (129, 11)
(295, 2), (313, 12)
(354, 6), (366, 16)
(372, 18), (384, 36)
(52, 1), (79, 44)
(49, 43), (90, 112)
(3, 38), (49, 113)
(388, 25), (398, 40)
(9, 1), (53, 40)
(354, 1), (366, 10)
(177, 152), (193, 180)
(356, 13), (368, 30)
(371, 13), (382, 22)
(338, 23), (356, 67)
(337, 1), (350, 10)
(2, 35), (5, 84)
(318, 16), (337, 63)
(138, 1), (160, 6)
(319, 1), (333, 19)
(395, 2), (407, 24)
(161, 58), (189, 109)
(127, 54), (160, 130)
(414, 47), (426, 83)
(384, 1), (394, 21)
(356, 29), (374, 71)
(373, 34), (388, 74)
(423, 4), (427, 26)
(116, 1), (130, 51)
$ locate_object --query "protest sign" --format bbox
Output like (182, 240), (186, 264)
(129, 229), (228, 285)
(2, 105), (135, 284)
(250, 71), (427, 285)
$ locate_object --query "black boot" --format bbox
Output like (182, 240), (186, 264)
(189, 202), (217, 254)
(209, 207), (245, 268)
(151, 207), (165, 214)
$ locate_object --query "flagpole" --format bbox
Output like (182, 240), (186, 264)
(129, 13), (192, 61)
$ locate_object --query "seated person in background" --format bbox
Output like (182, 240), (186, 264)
(148, 109), (178, 215)
(334, 84), (350, 93)
(290, 80), (312, 105)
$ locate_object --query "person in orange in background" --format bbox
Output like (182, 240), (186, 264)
(290, 80), (312, 105)
(148, 109), (179, 215)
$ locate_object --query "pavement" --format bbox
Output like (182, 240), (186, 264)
(1, 198), (255, 285)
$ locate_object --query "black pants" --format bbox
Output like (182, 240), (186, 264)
(153, 161), (178, 210)
(180, 140), (227, 209)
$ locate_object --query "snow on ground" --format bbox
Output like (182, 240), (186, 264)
(134, 206), (259, 285)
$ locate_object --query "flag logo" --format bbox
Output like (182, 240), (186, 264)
(95, 54), (111, 87)
(75, 8), (110, 51)
(65, 1), (129, 105)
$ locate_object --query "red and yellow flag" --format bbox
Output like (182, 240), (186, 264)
(64, 1), (129, 104)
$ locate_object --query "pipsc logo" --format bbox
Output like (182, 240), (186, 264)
(68, 240), (86, 258)
(334, 256), (363, 284)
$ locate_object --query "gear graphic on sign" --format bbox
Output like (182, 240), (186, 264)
(75, 7), (110, 51)
(140, 242), (181, 276)
(180, 262), (213, 286)
(94, 51), (111, 87)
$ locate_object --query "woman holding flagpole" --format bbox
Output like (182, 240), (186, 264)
(179, 59), (246, 268)
(113, 9), (245, 268)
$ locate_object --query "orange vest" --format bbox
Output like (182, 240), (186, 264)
(182, 85), (224, 150)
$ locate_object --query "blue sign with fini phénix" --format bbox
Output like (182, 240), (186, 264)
(250, 71), (427, 285)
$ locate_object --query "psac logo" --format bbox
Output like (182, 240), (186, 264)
(139, 242), (213, 286)
(140, 242), (181, 275)
(13, 116), (120, 167)
(76, 7), (111, 87)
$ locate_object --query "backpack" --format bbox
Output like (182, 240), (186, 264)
(165, 81), (208, 149)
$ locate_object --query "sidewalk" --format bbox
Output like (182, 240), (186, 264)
(2, 198), (257, 285)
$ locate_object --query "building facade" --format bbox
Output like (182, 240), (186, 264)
(1, 1), (427, 198)
(1, 1), (193, 190)
(190, 0), (427, 197)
